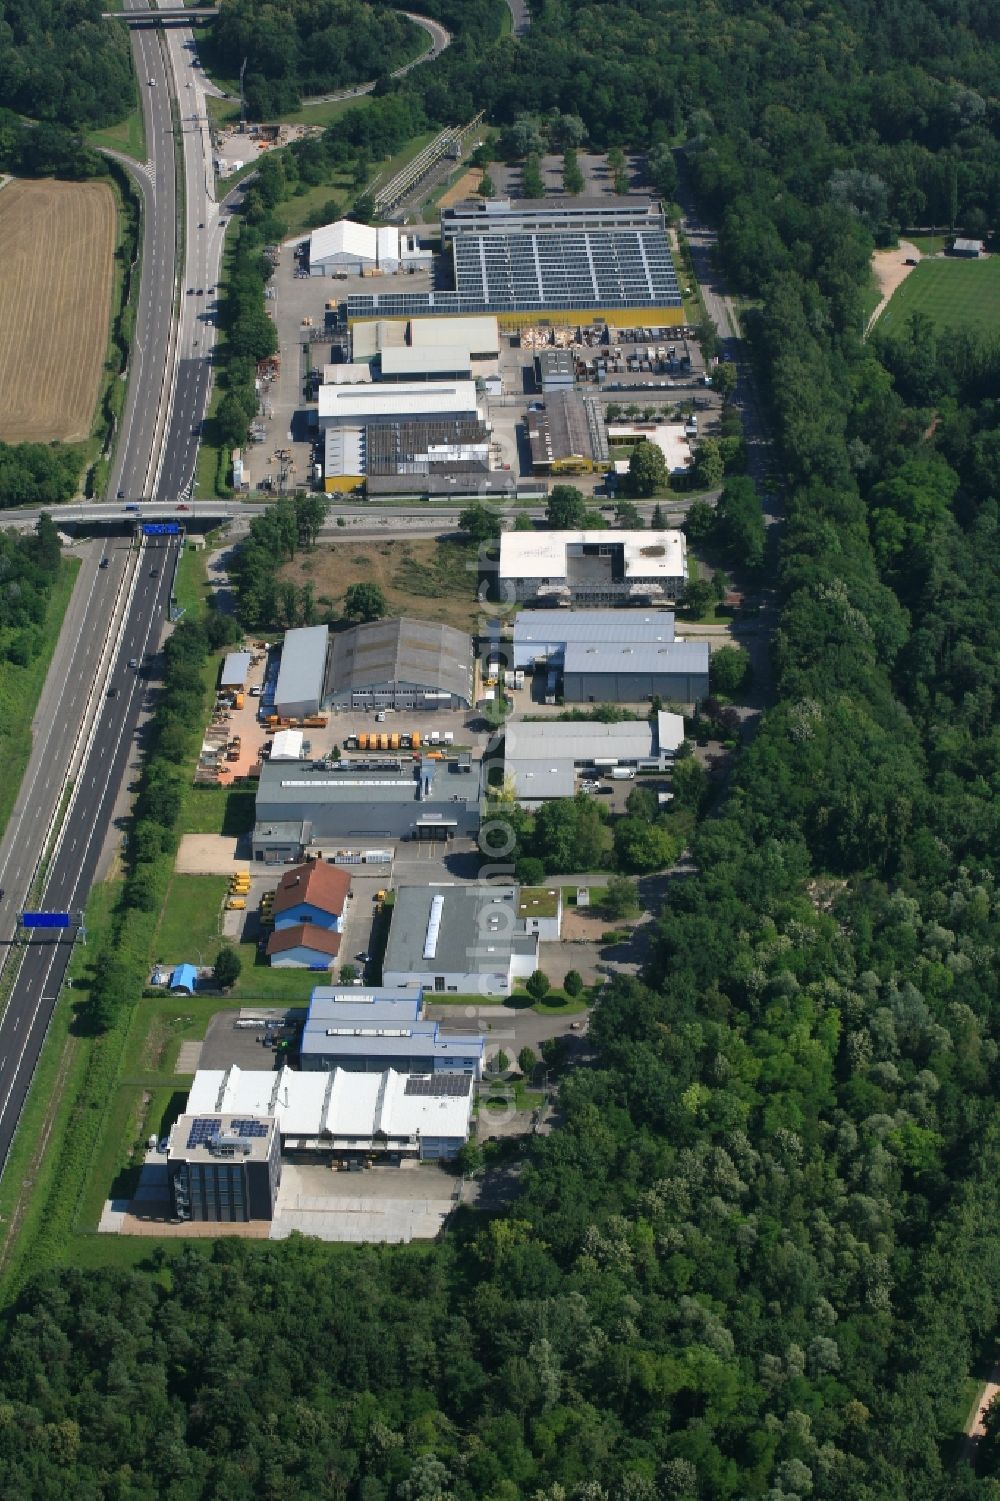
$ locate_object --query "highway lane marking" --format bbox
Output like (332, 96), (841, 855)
(0, 546), (174, 1144)
(0, 549), (105, 891)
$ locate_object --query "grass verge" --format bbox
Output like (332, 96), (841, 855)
(88, 106), (146, 163)
(0, 557), (80, 841)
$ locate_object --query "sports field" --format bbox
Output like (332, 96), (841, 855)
(0, 178), (116, 443)
(877, 254), (1000, 339)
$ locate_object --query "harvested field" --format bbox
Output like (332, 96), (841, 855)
(279, 536), (482, 632)
(0, 178), (116, 443)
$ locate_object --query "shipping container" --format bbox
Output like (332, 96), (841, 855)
(358, 733), (369, 751)
(410, 730), (421, 749)
(389, 732), (400, 750)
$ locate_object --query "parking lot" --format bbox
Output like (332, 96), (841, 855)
(238, 241), (436, 495)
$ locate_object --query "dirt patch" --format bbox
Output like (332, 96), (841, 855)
(562, 907), (611, 942)
(867, 239), (921, 335)
(0, 178), (116, 442)
(175, 834), (241, 874)
(437, 169), (483, 209)
(279, 537), (482, 633)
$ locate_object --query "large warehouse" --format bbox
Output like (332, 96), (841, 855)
(308, 220), (430, 277)
(329, 617), (474, 710)
(440, 195), (665, 244)
(563, 639), (709, 703)
(274, 624), (330, 718)
(252, 759), (480, 861)
(184, 1064), (474, 1168)
(318, 381), (480, 432)
(511, 609), (676, 669)
(325, 419), (492, 493)
(497, 529), (688, 605)
(300, 987), (484, 1074)
(504, 711), (685, 805)
(383, 885), (539, 997)
(348, 197), (682, 323)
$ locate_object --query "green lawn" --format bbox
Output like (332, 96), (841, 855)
(172, 538), (213, 621)
(0, 558), (80, 841)
(232, 955), (317, 1002)
(151, 875), (229, 967)
(878, 255), (1000, 338)
(429, 990), (591, 1016)
(906, 233), (949, 254)
(87, 107), (146, 163)
(207, 89), (374, 134)
(278, 171), (360, 240)
(179, 783), (257, 836)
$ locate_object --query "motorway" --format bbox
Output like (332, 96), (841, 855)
(0, 541), (179, 1168)
(0, 0), (194, 1178)
(106, 0), (178, 503)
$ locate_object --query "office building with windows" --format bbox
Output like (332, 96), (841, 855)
(167, 1114), (282, 1223)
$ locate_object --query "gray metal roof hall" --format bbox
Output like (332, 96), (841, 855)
(329, 617), (473, 709)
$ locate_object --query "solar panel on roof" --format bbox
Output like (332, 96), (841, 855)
(404, 1075), (472, 1097)
(231, 1119), (269, 1138)
(186, 1117), (222, 1149)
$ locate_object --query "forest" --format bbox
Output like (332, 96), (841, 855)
(0, 515), (65, 665)
(2, 0), (1000, 1498)
(204, 0), (426, 117)
(0, 0), (133, 130)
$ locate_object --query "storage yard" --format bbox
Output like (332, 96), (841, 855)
(0, 178), (116, 443)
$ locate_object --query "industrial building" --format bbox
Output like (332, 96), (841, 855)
(348, 197), (681, 324)
(328, 617), (474, 711)
(252, 759), (480, 861)
(270, 728), (305, 761)
(511, 609), (676, 669)
(379, 346), (473, 382)
(526, 392), (608, 473)
(563, 639), (709, 703)
(351, 315), (501, 369)
(534, 349), (575, 392)
(497, 529), (687, 605)
(185, 1064), (474, 1167)
(383, 885), (538, 996)
(308, 220), (430, 277)
(168, 1113), (282, 1223)
(273, 624), (331, 718)
(504, 711), (686, 805)
(322, 362), (372, 386)
(318, 381), (480, 432)
(517, 886), (563, 940)
(220, 651), (252, 691)
(323, 417), (494, 494)
(440, 195), (666, 245)
(300, 985), (484, 1076)
(364, 419), (491, 486)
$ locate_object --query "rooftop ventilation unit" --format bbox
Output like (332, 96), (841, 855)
(423, 894), (445, 959)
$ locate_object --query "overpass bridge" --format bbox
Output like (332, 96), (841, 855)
(102, 6), (218, 20)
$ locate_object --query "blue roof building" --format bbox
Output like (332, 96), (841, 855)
(300, 985), (483, 1076)
(170, 963), (199, 994)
